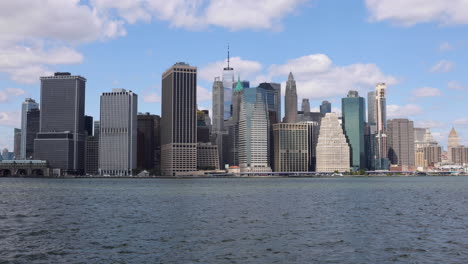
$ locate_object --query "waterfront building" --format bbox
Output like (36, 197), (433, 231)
(342, 90), (366, 170)
(84, 115), (93, 136)
(85, 136), (99, 175)
(197, 143), (220, 170)
(450, 146), (468, 165)
(301, 121), (320, 171)
(366, 91), (376, 170)
(320, 101), (331, 115)
(137, 113), (158, 170)
(211, 77), (225, 168)
(414, 128), (441, 169)
(284, 72), (298, 123)
(153, 115), (161, 172)
(373, 83), (390, 170)
(223, 49), (234, 120)
(34, 72), (86, 175)
(2, 148), (14, 160)
(25, 109), (40, 159)
(387, 119), (415, 170)
(316, 113), (350, 172)
(273, 123), (308, 172)
(99, 89), (137, 176)
(161, 62), (197, 176)
(20, 98), (39, 159)
(302, 99), (310, 114)
(448, 127), (460, 163)
(14, 128), (21, 159)
(239, 87), (271, 172)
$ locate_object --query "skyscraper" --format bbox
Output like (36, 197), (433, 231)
(34, 72), (86, 175)
(14, 128), (21, 159)
(374, 83), (390, 170)
(301, 99), (310, 113)
(161, 62), (197, 176)
(448, 127), (460, 163)
(85, 136), (99, 175)
(223, 48), (234, 120)
(316, 113), (350, 172)
(320, 101), (331, 115)
(301, 121), (320, 171)
(84, 115), (93, 136)
(94, 121), (100, 139)
(342, 91), (366, 170)
(20, 98), (39, 159)
(211, 77), (225, 168)
(284, 72), (298, 123)
(137, 113), (157, 170)
(99, 89), (137, 176)
(239, 87), (271, 172)
(258, 82), (281, 123)
(25, 109), (40, 159)
(273, 123), (308, 172)
(387, 119), (415, 170)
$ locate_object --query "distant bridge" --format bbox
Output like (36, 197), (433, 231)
(0, 160), (49, 177)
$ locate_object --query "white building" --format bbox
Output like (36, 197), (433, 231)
(20, 98), (39, 159)
(316, 113), (350, 172)
(99, 89), (137, 176)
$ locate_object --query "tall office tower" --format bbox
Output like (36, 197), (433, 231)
(374, 83), (389, 170)
(316, 113), (350, 172)
(273, 123), (308, 172)
(387, 119), (415, 170)
(34, 72), (86, 175)
(301, 99), (310, 113)
(197, 110), (211, 143)
(14, 128), (21, 159)
(448, 127), (460, 163)
(225, 79), (245, 167)
(161, 62), (197, 176)
(301, 121), (320, 171)
(415, 128), (441, 169)
(320, 100), (331, 115)
(93, 121), (100, 139)
(99, 89), (137, 176)
(152, 115), (161, 171)
(367, 91), (376, 130)
(258, 82), (281, 123)
(450, 146), (468, 165)
(239, 87), (271, 173)
(211, 77), (225, 168)
(84, 115), (93, 136)
(342, 91), (366, 170)
(25, 109), (40, 159)
(137, 113), (157, 170)
(197, 143), (220, 170)
(85, 136), (99, 175)
(284, 72), (298, 123)
(233, 80), (250, 90)
(20, 98), (39, 159)
(366, 91), (376, 170)
(223, 48), (234, 120)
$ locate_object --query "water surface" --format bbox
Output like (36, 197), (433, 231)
(0, 177), (467, 263)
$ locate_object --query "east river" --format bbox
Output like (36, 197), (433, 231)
(0, 176), (467, 263)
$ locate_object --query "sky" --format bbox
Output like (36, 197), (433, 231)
(0, 0), (467, 150)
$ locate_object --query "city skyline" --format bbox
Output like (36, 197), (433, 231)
(1, 0), (468, 150)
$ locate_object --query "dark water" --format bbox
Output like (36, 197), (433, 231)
(0, 177), (467, 264)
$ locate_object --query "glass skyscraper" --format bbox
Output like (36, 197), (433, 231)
(342, 91), (366, 170)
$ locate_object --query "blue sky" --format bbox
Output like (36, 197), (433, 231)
(0, 0), (467, 150)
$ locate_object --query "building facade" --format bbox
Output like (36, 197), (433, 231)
(301, 121), (320, 171)
(137, 113), (157, 170)
(14, 128), (21, 159)
(374, 83), (390, 170)
(320, 101), (331, 115)
(34, 72), (86, 175)
(316, 113), (350, 172)
(448, 127), (460, 163)
(273, 123), (308, 172)
(239, 87), (271, 172)
(284, 72), (298, 123)
(342, 91), (366, 170)
(84, 115), (93, 136)
(161, 63), (197, 176)
(197, 143), (220, 170)
(85, 136), (99, 175)
(20, 98), (39, 159)
(387, 119), (415, 170)
(99, 89), (137, 176)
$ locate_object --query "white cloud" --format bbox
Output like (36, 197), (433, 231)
(412, 87), (442, 97)
(197, 85), (212, 102)
(429, 60), (455, 73)
(0, 88), (26, 102)
(448, 81), (466, 91)
(0, 0), (126, 83)
(365, 0), (468, 26)
(0, 111), (21, 127)
(454, 118), (468, 125)
(387, 104), (423, 118)
(92, 0), (307, 31)
(199, 56), (263, 82)
(142, 93), (161, 103)
(414, 120), (446, 128)
(439, 42), (453, 51)
(267, 54), (398, 99)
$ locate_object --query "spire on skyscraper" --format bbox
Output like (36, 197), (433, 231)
(234, 75), (243, 93)
(288, 72), (294, 81)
